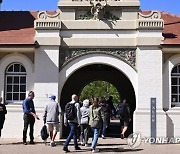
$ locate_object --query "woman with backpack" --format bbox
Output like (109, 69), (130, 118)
(89, 97), (106, 153)
(80, 99), (90, 146)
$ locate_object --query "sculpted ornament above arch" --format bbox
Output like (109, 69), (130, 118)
(59, 48), (136, 70)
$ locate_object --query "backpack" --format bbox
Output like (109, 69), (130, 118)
(116, 104), (128, 118)
(81, 109), (89, 124)
(40, 125), (49, 140)
(65, 103), (76, 120)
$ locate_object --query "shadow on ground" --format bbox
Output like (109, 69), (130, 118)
(100, 148), (143, 153)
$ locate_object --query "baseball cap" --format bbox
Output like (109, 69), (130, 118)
(49, 95), (56, 100)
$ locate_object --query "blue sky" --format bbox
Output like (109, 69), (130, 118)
(1, 0), (180, 15)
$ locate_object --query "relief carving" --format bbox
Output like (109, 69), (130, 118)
(90, 0), (107, 20)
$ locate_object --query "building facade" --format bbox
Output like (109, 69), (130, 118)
(0, 0), (180, 138)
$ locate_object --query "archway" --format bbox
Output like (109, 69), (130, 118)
(60, 64), (136, 137)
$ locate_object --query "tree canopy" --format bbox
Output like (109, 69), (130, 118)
(79, 80), (120, 105)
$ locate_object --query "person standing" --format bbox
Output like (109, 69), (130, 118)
(116, 98), (131, 139)
(89, 97), (106, 153)
(22, 91), (39, 145)
(107, 96), (116, 119)
(99, 97), (110, 139)
(43, 95), (61, 147)
(80, 99), (90, 146)
(63, 94), (81, 152)
(0, 97), (7, 137)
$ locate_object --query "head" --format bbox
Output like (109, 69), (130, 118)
(0, 97), (2, 103)
(49, 95), (56, 101)
(92, 97), (99, 106)
(83, 99), (90, 107)
(28, 91), (35, 100)
(99, 96), (106, 104)
(122, 98), (127, 103)
(109, 96), (113, 101)
(72, 94), (78, 102)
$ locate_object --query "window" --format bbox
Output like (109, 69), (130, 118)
(5, 63), (26, 102)
(171, 64), (180, 106)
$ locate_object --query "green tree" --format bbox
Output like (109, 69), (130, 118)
(79, 81), (120, 105)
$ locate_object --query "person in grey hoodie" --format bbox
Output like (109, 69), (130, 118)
(80, 99), (90, 146)
(63, 94), (81, 152)
(43, 95), (61, 147)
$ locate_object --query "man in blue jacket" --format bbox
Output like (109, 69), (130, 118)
(22, 91), (39, 145)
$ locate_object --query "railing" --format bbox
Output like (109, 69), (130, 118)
(138, 20), (164, 29)
(35, 21), (61, 29)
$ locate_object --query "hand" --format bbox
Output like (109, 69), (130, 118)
(129, 118), (131, 122)
(36, 115), (40, 120)
(64, 123), (67, 127)
(77, 124), (80, 127)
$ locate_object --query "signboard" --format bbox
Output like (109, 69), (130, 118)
(151, 98), (156, 143)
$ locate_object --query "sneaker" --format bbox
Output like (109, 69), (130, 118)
(101, 135), (105, 139)
(30, 141), (35, 144)
(120, 133), (124, 139)
(63, 147), (70, 153)
(81, 142), (85, 146)
(92, 149), (100, 153)
(23, 142), (27, 145)
(50, 141), (56, 147)
(85, 143), (89, 147)
(75, 146), (81, 150)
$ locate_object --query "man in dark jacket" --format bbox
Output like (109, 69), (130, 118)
(0, 97), (7, 137)
(107, 96), (116, 118)
(117, 98), (131, 139)
(22, 91), (39, 145)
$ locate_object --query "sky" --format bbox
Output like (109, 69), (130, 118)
(1, 0), (180, 15)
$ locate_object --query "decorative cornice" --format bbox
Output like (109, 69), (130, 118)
(60, 48), (136, 69)
(34, 10), (61, 29)
(137, 11), (164, 29)
(37, 10), (60, 20)
(138, 11), (161, 19)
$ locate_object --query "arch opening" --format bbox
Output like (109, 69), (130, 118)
(60, 64), (136, 137)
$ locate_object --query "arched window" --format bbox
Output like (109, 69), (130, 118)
(171, 64), (180, 106)
(5, 63), (26, 102)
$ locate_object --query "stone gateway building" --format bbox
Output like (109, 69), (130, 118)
(0, 0), (180, 139)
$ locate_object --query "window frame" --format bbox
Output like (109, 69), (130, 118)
(171, 64), (180, 107)
(5, 63), (27, 103)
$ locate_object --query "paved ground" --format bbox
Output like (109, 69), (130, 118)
(0, 137), (180, 154)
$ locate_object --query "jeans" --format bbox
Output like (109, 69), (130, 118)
(23, 114), (35, 142)
(80, 124), (89, 144)
(106, 115), (110, 129)
(91, 128), (100, 150)
(64, 122), (78, 148)
(101, 123), (106, 136)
